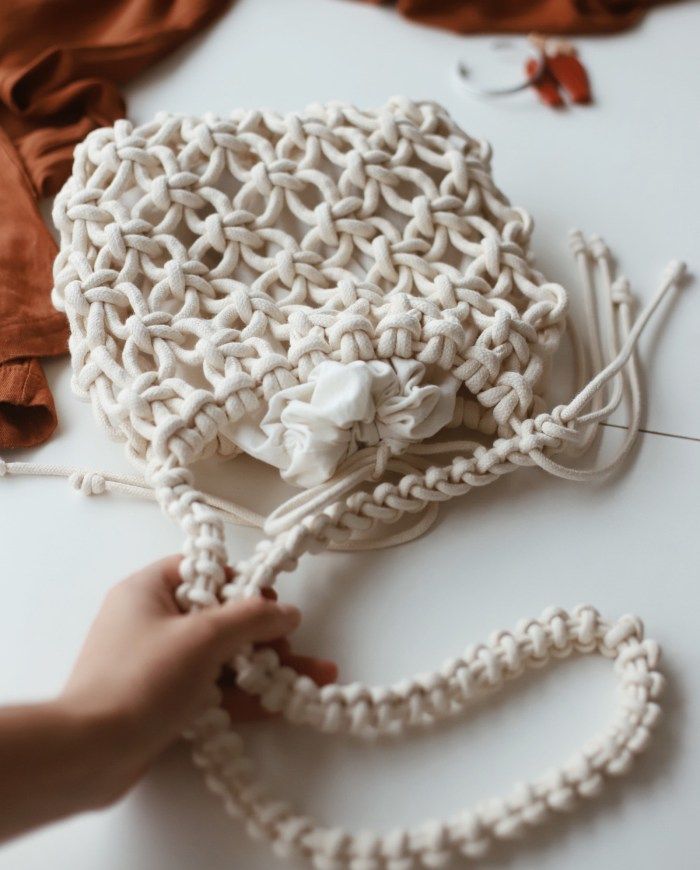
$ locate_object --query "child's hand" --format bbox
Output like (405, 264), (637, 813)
(60, 555), (337, 799)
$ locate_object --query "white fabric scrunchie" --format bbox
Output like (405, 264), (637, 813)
(227, 359), (459, 487)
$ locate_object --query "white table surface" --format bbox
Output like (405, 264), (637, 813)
(1, 1), (699, 868)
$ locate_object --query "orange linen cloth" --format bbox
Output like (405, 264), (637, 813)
(0, 0), (230, 448)
(358, 0), (669, 35)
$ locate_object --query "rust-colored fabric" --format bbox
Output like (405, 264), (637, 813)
(359, 0), (669, 35)
(0, 0), (231, 449)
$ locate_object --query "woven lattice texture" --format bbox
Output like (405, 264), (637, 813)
(52, 97), (567, 475)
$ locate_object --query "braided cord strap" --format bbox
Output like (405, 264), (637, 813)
(186, 607), (662, 868)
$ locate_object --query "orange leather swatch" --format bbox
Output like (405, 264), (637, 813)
(0, 0), (230, 448)
(358, 0), (668, 35)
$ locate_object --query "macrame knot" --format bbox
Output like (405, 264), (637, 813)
(531, 406), (573, 446)
(587, 234), (609, 261)
(603, 614), (644, 652)
(490, 308), (512, 346)
(482, 235), (502, 277)
(176, 583), (220, 611)
(250, 161), (273, 196)
(568, 228), (587, 257)
(314, 202), (338, 247)
(104, 222), (127, 261)
(344, 150), (367, 187)
(419, 316), (464, 367)
(516, 418), (545, 455)
(69, 471), (106, 495)
(327, 313), (374, 361)
(371, 235), (399, 283)
(570, 604), (601, 648)
(275, 249), (297, 287)
(204, 213), (227, 252)
(376, 307), (421, 359)
(411, 194), (434, 237)
(150, 174), (174, 211)
(611, 277), (634, 307)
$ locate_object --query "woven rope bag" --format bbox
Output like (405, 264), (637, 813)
(45, 97), (683, 867)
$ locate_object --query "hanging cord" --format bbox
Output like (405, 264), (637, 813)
(0, 459), (266, 528)
(0, 236), (685, 547)
(567, 228), (604, 455)
(530, 255), (683, 481)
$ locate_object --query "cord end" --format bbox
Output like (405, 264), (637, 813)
(610, 277), (634, 307)
(663, 259), (687, 288)
(568, 228), (587, 257)
(587, 234), (609, 261)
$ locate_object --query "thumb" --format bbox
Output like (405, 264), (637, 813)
(200, 597), (301, 659)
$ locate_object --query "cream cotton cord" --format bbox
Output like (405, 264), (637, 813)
(0, 98), (687, 867)
(0, 233), (683, 869)
(0, 235), (681, 540)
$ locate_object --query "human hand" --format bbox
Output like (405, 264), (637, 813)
(59, 555), (336, 802)
(218, 634), (337, 722)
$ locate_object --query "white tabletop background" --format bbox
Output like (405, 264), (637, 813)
(1, 1), (699, 867)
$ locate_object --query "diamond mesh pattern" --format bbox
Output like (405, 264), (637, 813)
(52, 97), (566, 473)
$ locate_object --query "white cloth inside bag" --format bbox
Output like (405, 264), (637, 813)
(226, 359), (460, 488)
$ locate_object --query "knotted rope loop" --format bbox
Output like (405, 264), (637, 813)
(182, 605), (663, 867)
(68, 470), (107, 495)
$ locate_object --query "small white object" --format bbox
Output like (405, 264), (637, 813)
(227, 359), (459, 487)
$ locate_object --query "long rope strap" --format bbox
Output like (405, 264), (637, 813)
(187, 607), (662, 867)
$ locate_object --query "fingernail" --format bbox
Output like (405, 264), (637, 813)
(279, 604), (301, 623)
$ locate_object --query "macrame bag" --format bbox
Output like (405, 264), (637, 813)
(8, 98), (684, 867)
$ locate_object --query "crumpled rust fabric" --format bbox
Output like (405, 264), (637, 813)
(358, 0), (669, 35)
(0, 0), (230, 448)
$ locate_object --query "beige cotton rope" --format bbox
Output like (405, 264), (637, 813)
(1, 97), (685, 867)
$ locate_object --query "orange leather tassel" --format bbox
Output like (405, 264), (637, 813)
(526, 56), (564, 107)
(546, 52), (592, 104)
